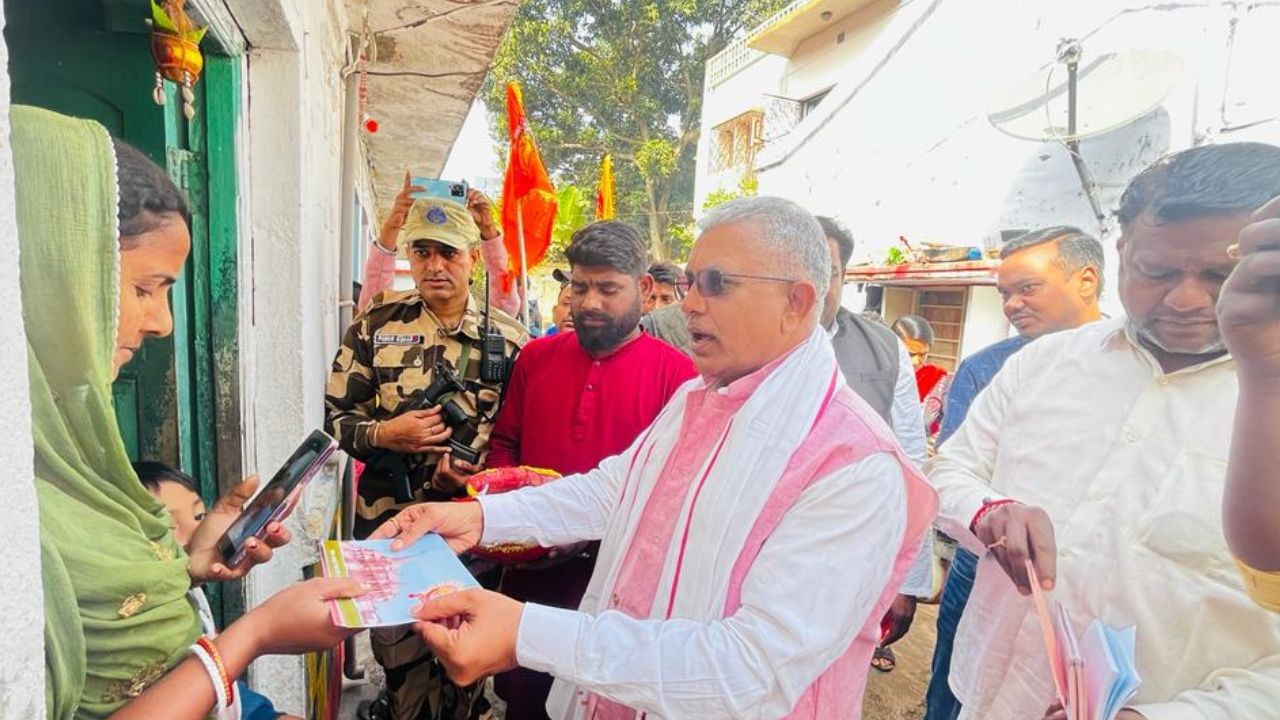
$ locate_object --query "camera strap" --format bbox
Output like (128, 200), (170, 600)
(431, 343), (472, 409)
(455, 343), (472, 380)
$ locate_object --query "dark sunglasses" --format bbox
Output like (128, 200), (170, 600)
(678, 268), (797, 297)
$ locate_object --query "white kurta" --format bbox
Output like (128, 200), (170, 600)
(482, 453), (905, 719)
(827, 323), (933, 597)
(478, 329), (914, 719)
(928, 318), (1280, 720)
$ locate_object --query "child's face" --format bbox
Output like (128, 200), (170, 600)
(154, 481), (207, 548)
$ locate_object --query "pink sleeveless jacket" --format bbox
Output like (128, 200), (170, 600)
(592, 384), (938, 719)
(725, 387), (937, 719)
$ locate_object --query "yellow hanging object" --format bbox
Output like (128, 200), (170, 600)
(148, 0), (207, 119)
(597, 153), (616, 221)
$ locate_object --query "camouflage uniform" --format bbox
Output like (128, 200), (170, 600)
(327, 288), (527, 530)
(324, 199), (527, 720)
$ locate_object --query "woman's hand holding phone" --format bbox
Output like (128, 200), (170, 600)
(187, 475), (293, 584)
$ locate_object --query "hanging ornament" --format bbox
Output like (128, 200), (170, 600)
(152, 73), (166, 105)
(357, 51), (378, 134)
(147, 0), (207, 119)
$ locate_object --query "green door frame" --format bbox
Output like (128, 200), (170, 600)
(165, 51), (245, 625)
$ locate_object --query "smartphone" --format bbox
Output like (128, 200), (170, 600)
(410, 177), (469, 203)
(216, 430), (339, 568)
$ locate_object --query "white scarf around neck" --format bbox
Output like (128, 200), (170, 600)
(584, 324), (842, 623)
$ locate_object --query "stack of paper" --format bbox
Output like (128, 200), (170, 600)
(320, 536), (478, 628)
(1029, 562), (1142, 720)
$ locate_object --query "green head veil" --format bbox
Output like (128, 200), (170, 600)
(13, 105), (198, 719)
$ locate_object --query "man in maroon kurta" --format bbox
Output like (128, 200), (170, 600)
(486, 221), (696, 718)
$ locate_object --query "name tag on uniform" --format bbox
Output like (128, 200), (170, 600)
(373, 333), (424, 346)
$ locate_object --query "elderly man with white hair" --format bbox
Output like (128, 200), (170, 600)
(373, 197), (938, 719)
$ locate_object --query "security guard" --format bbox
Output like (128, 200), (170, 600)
(325, 197), (526, 720)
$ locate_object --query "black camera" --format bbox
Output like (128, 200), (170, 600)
(411, 363), (482, 464)
(365, 362), (482, 503)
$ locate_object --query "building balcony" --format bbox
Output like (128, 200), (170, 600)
(748, 0), (886, 57)
(706, 38), (766, 89)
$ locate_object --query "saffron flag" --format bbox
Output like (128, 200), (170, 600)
(595, 153), (616, 220)
(501, 82), (557, 291)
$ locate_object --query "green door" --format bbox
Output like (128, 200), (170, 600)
(6, 0), (180, 463)
(5, 0), (242, 508)
(7, 0), (245, 624)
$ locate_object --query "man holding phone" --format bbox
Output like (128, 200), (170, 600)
(358, 172), (521, 317)
(326, 197), (527, 720)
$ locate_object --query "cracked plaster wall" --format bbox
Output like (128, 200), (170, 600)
(234, 0), (351, 712)
(0, 0), (44, 715)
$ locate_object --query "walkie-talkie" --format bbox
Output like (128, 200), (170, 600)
(481, 270), (511, 383)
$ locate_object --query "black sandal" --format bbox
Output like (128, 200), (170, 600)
(356, 692), (391, 720)
(871, 646), (896, 673)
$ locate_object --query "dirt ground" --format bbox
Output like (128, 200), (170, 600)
(861, 603), (938, 720)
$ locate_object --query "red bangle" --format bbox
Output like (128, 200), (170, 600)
(195, 635), (235, 707)
(970, 499), (1019, 534)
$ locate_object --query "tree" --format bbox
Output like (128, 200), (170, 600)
(483, 0), (790, 261)
(549, 184), (590, 265)
(668, 174), (758, 260)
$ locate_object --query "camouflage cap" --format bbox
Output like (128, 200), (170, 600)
(401, 198), (480, 251)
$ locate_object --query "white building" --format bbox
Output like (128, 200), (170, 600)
(0, 0), (514, 716)
(695, 0), (1280, 369)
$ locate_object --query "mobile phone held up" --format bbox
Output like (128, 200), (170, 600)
(411, 178), (469, 203)
(216, 430), (339, 568)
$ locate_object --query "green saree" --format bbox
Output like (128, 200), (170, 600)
(13, 105), (199, 719)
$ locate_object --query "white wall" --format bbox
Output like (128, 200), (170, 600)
(694, 52), (785, 210)
(695, 0), (906, 210)
(780, 0), (900, 100)
(230, 0), (350, 711)
(962, 286), (1012, 359)
(0, 3), (44, 716)
(754, 0), (1280, 320)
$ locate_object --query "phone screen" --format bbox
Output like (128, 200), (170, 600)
(216, 430), (337, 565)
(411, 178), (469, 202)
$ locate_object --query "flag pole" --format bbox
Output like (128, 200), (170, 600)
(516, 197), (530, 326)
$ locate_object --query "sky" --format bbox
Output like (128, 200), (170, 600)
(441, 100), (501, 193)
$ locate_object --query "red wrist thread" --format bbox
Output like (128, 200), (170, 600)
(970, 499), (1019, 534)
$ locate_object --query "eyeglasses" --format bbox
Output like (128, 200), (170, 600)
(679, 268), (797, 297)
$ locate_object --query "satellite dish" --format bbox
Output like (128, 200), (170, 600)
(986, 42), (1183, 237)
(987, 48), (1183, 141)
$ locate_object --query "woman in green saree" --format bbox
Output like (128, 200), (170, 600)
(14, 104), (364, 719)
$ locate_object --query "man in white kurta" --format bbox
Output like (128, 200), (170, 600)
(374, 197), (937, 719)
(930, 142), (1280, 720)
